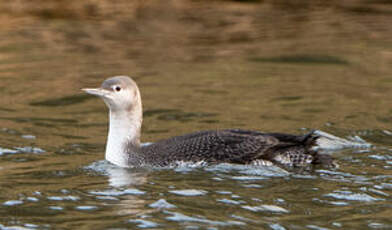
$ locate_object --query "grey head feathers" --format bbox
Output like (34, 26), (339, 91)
(99, 76), (142, 113)
(83, 76), (141, 112)
(83, 76), (335, 168)
(101, 76), (137, 92)
(83, 76), (143, 167)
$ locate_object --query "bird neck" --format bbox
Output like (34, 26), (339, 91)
(105, 108), (143, 167)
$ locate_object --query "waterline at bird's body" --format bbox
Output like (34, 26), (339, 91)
(83, 76), (335, 168)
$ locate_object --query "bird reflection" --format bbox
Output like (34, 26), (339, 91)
(106, 166), (148, 187)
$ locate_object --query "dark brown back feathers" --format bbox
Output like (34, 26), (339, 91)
(135, 129), (333, 167)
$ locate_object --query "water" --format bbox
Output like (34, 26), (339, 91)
(0, 0), (391, 229)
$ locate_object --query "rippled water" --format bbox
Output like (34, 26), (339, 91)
(0, 1), (391, 229)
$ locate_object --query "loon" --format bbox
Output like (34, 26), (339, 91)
(82, 76), (334, 168)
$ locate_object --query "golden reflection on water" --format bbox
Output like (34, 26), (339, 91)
(0, 1), (391, 229)
(0, 1), (390, 139)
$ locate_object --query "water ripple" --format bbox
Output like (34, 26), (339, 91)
(306, 224), (330, 230)
(231, 176), (267, 181)
(368, 222), (392, 229)
(374, 183), (392, 190)
(164, 211), (245, 226)
(89, 188), (145, 196)
(0, 146), (45, 155)
(324, 190), (384, 202)
(75, 205), (98, 211)
(217, 198), (245, 205)
(3, 200), (23, 206)
(26, 197), (39, 202)
(95, 196), (119, 201)
(369, 154), (392, 161)
(47, 196), (80, 201)
(129, 219), (159, 228)
(241, 204), (289, 213)
(149, 199), (176, 209)
(0, 223), (36, 230)
(312, 198), (349, 206)
(21, 134), (35, 140)
(169, 189), (207, 196)
(269, 223), (287, 230)
(205, 163), (289, 177)
(48, 206), (64, 211)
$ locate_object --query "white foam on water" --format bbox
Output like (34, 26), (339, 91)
(314, 130), (372, 151)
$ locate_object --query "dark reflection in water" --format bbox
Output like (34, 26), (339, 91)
(250, 55), (349, 65)
(30, 94), (91, 107)
(0, 0), (391, 229)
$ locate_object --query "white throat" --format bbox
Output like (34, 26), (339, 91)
(106, 110), (142, 167)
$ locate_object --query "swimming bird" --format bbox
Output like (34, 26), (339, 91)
(82, 76), (334, 168)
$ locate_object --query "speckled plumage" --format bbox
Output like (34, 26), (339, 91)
(133, 129), (332, 167)
(83, 76), (335, 168)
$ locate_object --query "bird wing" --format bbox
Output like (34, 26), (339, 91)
(142, 129), (282, 165)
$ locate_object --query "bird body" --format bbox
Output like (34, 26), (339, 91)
(83, 76), (334, 168)
(138, 129), (321, 167)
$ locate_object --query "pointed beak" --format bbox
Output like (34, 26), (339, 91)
(82, 88), (108, 97)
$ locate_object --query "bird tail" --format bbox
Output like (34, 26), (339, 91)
(300, 130), (320, 148)
(301, 131), (337, 167)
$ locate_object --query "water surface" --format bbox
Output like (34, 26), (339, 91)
(0, 1), (391, 229)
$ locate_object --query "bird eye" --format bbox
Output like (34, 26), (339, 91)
(114, 86), (121, 92)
